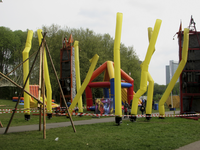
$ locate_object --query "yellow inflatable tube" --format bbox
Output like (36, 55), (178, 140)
(146, 27), (154, 115)
(114, 12), (123, 117)
(22, 30), (33, 115)
(38, 97), (59, 109)
(107, 61), (114, 79)
(74, 41), (83, 113)
(37, 29), (52, 114)
(159, 28), (189, 116)
(69, 54), (99, 114)
(146, 72), (154, 115)
(131, 19), (162, 115)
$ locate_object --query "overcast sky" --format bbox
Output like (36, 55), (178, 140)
(1, 0), (200, 85)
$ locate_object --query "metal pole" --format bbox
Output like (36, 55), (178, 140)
(170, 61), (173, 108)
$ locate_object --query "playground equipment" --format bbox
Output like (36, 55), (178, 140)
(59, 35), (76, 107)
(12, 85), (58, 108)
(63, 29), (134, 120)
(61, 14), (136, 124)
(12, 97), (24, 103)
(73, 13), (138, 125)
(178, 16), (200, 119)
(2, 30), (76, 138)
(85, 61), (140, 112)
(58, 39), (83, 113)
(130, 19), (162, 122)
(122, 88), (142, 106)
(159, 28), (189, 117)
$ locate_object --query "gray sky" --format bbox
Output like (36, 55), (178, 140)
(1, 0), (200, 85)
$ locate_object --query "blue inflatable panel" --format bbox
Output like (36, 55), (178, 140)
(13, 99), (24, 103)
(121, 82), (132, 88)
(154, 104), (158, 110)
(89, 106), (95, 111)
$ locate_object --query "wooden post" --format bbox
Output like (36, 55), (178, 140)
(42, 37), (46, 139)
(38, 35), (43, 131)
(45, 41), (76, 132)
(0, 121), (3, 128)
(39, 105), (42, 131)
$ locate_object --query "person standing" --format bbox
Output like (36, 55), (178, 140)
(140, 102), (145, 115)
(128, 100), (132, 116)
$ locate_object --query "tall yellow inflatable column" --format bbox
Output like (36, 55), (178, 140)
(74, 41), (83, 113)
(37, 29), (53, 119)
(130, 19), (162, 122)
(146, 72), (154, 116)
(22, 30), (33, 121)
(114, 12), (123, 125)
(145, 27), (155, 118)
(159, 28), (189, 117)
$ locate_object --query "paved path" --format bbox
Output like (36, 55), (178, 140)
(0, 111), (199, 149)
(176, 140), (200, 150)
(0, 117), (116, 134)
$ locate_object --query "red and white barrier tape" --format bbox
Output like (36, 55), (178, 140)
(1, 110), (199, 118)
(1, 108), (200, 118)
(0, 110), (40, 114)
(0, 106), (91, 112)
(53, 112), (200, 118)
(0, 108), (40, 111)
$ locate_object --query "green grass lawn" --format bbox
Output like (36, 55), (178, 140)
(1, 117), (200, 150)
(0, 99), (199, 150)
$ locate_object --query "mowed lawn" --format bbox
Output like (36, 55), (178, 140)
(1, 117), (200, 150)
(1, 99), (199, 150)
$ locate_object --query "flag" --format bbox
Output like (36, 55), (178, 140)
(178, 21), (182, 37)
(68, 34), (74, 44)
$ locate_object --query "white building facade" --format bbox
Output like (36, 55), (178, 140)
(166, 60), (179, 85)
